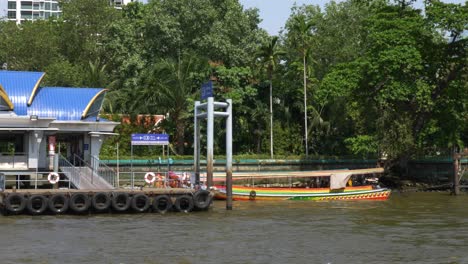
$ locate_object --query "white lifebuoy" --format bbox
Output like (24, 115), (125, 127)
(144, 172), (156, 184)
(47, 172), (60, 184)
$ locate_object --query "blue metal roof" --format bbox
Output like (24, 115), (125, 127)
(0, 71), (45, 115)
(28, 87), (106, 121)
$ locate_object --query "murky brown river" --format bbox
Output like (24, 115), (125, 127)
(1, 192), (468, 264)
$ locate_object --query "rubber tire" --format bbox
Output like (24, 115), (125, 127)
(192, 190), (213, 210)
(152, 195), (173, 214)
(249, 190), (256, 200)
(111, 192), (131, 212)
(69, 193), (90, 213)
(131, 194), (150, 213)
(27, 195), (48, 215)
(174, 195), (194, 213)
(92, 192), (111, 212)
(48, 194), (69, 214)
(5, 193), (26, 213)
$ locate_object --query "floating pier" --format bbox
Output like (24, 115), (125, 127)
(0, 188), (214, 215)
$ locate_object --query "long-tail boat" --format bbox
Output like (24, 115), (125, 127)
(210, 168), (391, 201)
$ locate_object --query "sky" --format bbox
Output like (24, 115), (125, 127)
(239, 0), (326, 35)
(1, 0), (465, 35)
(238, 0), (466, 35)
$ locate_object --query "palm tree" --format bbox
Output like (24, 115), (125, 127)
(256, 36), (285, 159)
(145, 53), (208, 154)
(290, 15), (314, 158)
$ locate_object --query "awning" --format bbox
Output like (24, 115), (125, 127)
(330, 172), (353, 190)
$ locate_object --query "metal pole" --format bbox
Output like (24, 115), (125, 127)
(269, 80), (273, 159)
(303, 54), (309, 158)
(117, 143), (120, 188)
(35, 140), (39, 190)
(453, 148), (460, 195)
(91, 156), (94, 184)
(207, 97), (214, 188)
(131, 144), (134, 189)
(226, 99), (233, 210)
(194, 101), (200, 185)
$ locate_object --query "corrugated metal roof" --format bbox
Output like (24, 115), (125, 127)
(0, 71), (45, 115)
(28, 87), (106, 121)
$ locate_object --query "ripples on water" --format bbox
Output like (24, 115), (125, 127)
(1, 192), (468, 264)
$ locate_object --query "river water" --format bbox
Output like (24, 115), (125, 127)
(1, 192), (467, 264)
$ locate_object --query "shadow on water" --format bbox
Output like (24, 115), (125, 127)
(1, 192), (468, 264)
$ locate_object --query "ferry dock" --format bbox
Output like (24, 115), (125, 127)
(0, 187), (213, 215)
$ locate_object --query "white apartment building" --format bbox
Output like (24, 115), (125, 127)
(3, 0), (61, 24)
(110, 0), (135, 9)
(0, 0), (139, 23)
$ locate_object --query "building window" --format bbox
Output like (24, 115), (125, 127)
(52, 3), (58, 11)
(0, 134), (25, 154)
(21, 11), (32, 19)
(21, 1), (33, 10)
(7, 11), (16, 19)
(45, 2), (50, 10)
(7, 1), (16, 9)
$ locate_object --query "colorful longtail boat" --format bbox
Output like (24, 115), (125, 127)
(211, 168), (391, 201)
(214, 185), (391, 201)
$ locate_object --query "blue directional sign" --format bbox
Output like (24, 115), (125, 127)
(201, 81), (213, 100)
(131, 134), (169, 145)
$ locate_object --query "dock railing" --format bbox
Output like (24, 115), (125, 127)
(90, 155), (117, 187)
(59, 154), (81, 189)
(117, 171), (192, 189)
(2, 171), (73, 190)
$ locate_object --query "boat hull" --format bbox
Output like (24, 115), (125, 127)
(214, 185), (391, 201)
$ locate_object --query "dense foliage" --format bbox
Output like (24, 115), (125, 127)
(0, 0), (466, 175)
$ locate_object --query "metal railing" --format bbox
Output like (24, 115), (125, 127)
(90, 155), (117, 187)
(117, 171), (193, 189)
(1, 171), (72, 190)
(59, 154), (81, 189)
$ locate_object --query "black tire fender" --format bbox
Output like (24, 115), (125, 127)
(5, 193), (26, 213)
(92, 192), (111, 212)
(27, 195), (48, 215)
(174, 195), (194, 213)
(192, 190), (213, 210)
(48, 193), (69, 214)
(131, 194), (150, 213)
(69, 193), (90, 213)
(111, 192), (131, 212)
(152, 195), (173, 213)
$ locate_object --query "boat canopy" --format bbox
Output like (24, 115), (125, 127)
(330, 173), (354, 190)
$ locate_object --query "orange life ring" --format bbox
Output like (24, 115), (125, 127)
(144, 172), (156, 184)
(47, 172), (60, 184)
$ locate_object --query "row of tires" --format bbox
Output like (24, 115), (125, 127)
(1, 190), (213, 215)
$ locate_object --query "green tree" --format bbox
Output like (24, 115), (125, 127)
(287, 14), (315, 157)
(320, 1), (467, 174)
(256, 36), (285, 158)
(140, 54), (209, 154)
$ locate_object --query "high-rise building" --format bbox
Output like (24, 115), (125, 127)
(110, 0), (135, 9)
(0, 0), (139, 23)
(3, 0), (61, 24)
